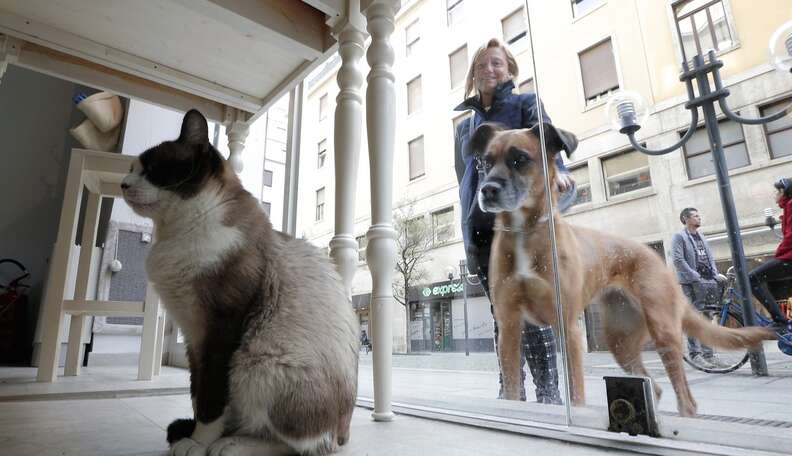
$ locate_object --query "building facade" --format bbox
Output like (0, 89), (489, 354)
(296, 0), (792, 352)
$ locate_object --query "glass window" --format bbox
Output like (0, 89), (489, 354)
(318, 139), (327, 168)
(602, 149), (651, 197)
(579, 38), (619, 105)
(571, 0), (603, 18)
(501, 8), (527, 45)
(432, 207), (455, 245)
(263, 169), (273, 187)
(452, 112), (471, 136)
(405, 19), (420, 56)
(449, 46), (468, 90)
(673, 0), (734, 62)
(262, 201), (271, 216)
(356, 234), (368, 262)
(408, 136), (425, 180)
(761, 98), (792, 159)
(315, 187), (325, 222)
(407, 76), (422, 114)
(319, 93), (328, 120)
(683, 120), (749, 179)
(569, 165), (592, 206)
(446, 0), (464, 26)
(518, 78), (535, 94)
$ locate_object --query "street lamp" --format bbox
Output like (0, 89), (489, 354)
(607, 21), (792, 376)
(448, 259), (481, 356)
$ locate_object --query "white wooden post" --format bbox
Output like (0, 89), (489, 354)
(364, 0), (398, 422)
(64, 192), (101, 376)
(329, 0), (367, 297)
(138, 282), (161, 380)
(224, 107), (249, 174)
(37, 153), (85, 382)
(0, 35), (20, 86)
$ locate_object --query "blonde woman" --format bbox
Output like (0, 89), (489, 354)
(453, 38), (575, 404)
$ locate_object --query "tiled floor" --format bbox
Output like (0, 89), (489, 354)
(0, 395), (639, 456)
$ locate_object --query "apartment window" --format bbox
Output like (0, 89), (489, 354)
(673, 0), (734, 62)
(449, 46), (468, 90)
(408, 136), (425, 180)
(569, 165), (591, 206)
(518, 78), (535, 94)
(263, 169), (273, 187)
(432, 207), (455, 245)
(761, 98), (792, 159)
(356, 235), (368, 262)
(446, 0), (464, 26)
(318, 139), (327, 168)
(683, 120), (748, 179)
(262, 201), (271, 216)
(315, 188), (325, 221)
(647, 241), (666, 262)
(407, 76), (422, 115)
(405, 19), (420, 56)
(572, 0), (604, 18)
(502, 8), (527, 45)
(579, 38), (619, 105)
(319, 93), (329, 120)
(602, 149), (651, 197)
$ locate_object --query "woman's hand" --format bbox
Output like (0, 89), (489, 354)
(555, 172), (575, 192)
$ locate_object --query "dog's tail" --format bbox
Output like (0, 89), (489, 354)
(682, 304), (774, 349)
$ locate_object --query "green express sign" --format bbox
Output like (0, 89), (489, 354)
(421, 282), (464, 298)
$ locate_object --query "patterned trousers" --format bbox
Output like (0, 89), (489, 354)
(477, 263), (562, 404)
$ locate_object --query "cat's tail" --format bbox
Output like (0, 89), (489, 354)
(166, 418), (196, 445)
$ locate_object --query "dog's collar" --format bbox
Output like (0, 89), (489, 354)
(493, 213), (551, 235)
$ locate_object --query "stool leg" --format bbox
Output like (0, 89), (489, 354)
(153, 310), (166, 376)
(65, 192), (102, 376)
(138, 283), (160, 380)
(37, 153), (85, 382)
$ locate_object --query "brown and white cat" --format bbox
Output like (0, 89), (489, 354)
(121, 110), (359, 456)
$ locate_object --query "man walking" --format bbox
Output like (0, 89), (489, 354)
(672, 208), (728, 369)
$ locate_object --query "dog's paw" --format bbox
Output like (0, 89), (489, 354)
(207, 437), (244, 456)
(171, 437), (207, 456)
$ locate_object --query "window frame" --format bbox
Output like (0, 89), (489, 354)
(315, 187), (325, 222)
(761, 97), (792, 159)
(577, 36), (622, 108)
(682, 120), (749, 180)
(431, 206), (455, 246)
(518, 78), (535, 94)
(501, 7), (527, 45)
(318, 139), (327, 169)
(568, 164), (592, 207)
(408, 135), (426, 181)
(319, 93), (328, 120)
(571, 0), (605, 19)
(407, 75), (422, 115)
(405, 19), (420, 56)
(601, 148), (653, 199)
(262, 201), (271, 216)
(446, 0), (464, 27)
(263, 169), (273, 187)
(356, 234), (368, 262)
(448, 45), (468, 91)
(669, 0), (738, 64)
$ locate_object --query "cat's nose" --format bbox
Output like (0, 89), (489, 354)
(120, 182), (130, 190)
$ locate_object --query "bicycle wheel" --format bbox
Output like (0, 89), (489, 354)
(683, 309), (751, 374)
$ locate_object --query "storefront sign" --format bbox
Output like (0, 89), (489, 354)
(421, 282), (464, 298)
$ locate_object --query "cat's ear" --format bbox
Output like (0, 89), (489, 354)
(179, 109), (209, 147)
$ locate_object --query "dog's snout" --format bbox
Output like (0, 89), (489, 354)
(480, 183), (501, 201)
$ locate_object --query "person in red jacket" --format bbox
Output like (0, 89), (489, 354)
(749, 178), (792, 334)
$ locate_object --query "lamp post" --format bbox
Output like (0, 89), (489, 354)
(607, 21), (792, 376)
(449, 259), (481, 356)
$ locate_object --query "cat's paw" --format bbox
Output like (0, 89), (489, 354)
(208, 436), (291, 456)
(171, 437), (207, 456)
(167, 418), (196, 444)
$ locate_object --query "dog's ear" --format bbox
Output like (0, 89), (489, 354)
(529, 122), (578, 158)
(471, 122), (505, 157)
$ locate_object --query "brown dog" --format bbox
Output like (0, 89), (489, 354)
(472, 122), (773, 417)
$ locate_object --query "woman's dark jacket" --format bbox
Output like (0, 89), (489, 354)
(453, 80), (567, 273)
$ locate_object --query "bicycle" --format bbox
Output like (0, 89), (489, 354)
(683, 266), (792, 373)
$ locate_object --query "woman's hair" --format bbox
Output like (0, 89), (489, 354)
(775, 178), (792, 198)
(464, 38), (519, 100)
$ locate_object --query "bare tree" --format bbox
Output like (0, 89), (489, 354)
(392, 200), (434, 353)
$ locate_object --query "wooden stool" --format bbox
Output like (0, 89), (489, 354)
(36, 149), (164, 382)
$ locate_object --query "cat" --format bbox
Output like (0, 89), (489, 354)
(121, 109), (359, 456)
